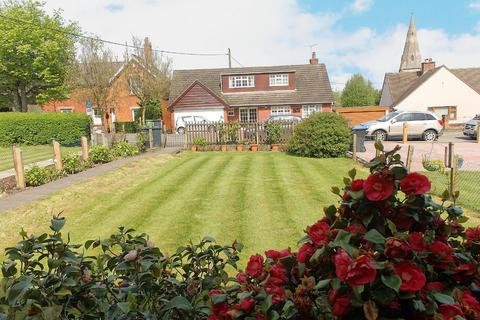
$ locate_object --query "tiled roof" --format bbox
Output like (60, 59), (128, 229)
(169, 64), (333, 106)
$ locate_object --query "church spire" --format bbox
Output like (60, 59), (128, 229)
(399, 15), (422, 72)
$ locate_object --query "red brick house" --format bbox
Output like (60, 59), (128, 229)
(168, 53), (333, 133)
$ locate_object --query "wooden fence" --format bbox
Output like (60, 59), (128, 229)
(185, 121), (298, 145)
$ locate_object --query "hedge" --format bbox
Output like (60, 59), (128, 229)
(114, 121), (140, 133)
(0, 112), (90, 146)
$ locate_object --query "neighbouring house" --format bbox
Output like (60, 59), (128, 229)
(43, 38), (172, 132)
(379, 16), (480, 124)
(168, 53), (334, 132)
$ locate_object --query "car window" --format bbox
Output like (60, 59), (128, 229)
(394, 113), (414, 122)
(413, 113), (426, 121)
(194, 116), (206, 122)
(182, 116), (193, 122)
(378, 112), (399, 122)
(425, 113), (436, 120)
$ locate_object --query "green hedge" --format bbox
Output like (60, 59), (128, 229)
(0, 112), (90, 146)
(114, 122), (140, 133)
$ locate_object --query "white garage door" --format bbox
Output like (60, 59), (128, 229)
(174, 107), (224, 128)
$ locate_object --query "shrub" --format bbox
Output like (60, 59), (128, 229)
(193, 137), (208, 146)
(266, 121), (282, 144)
(286, 112), (351, 158)
(0, 112), (90, 146)
(25, 166), (61, 187)
(0, 215), (241, 319)
(136, 132), (148, 152)
(110, 141), (139, 158)
(114, 121), (140, 133)
(89, 145), (111, 164)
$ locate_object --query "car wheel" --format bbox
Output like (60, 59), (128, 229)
(177, 127), (185, 134)
(423, 129), (437, 141)
(373, 130), (387, 141)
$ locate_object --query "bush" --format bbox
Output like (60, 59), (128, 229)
(286, 112), (351, 158)
(266, 121), (282, 144)
(25, 166), (61, 187)
(193, 137), (208, 146)
(62, 152), (89, 174)
(89, 145), (112, 164)
(0, 112), (90, 146)
(136, 132), (148, 152)
(114, 122), (140, 133)
(110, 141), (139, 158)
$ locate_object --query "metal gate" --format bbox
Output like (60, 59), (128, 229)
(164, 134), (186, 148)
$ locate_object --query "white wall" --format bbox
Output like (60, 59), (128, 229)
(395, 67), (480, 123)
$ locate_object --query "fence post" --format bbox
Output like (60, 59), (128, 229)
(406, 145), (414, 171)
(450, 155), (458, 196)
(477, 123), (480, 144)
(448, 142), (454, 168)
(52, 140), (63, 170)
(352, 133), (357, 162)
(402, 122), (408, 144)
(81, 136), (89, 161)
(148, 128), (153, 149)
(13, 146), (26, 189)
(444, 146), (448, 167)
(255, 122), (259, 145)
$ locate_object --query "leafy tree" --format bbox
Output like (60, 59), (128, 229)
(0, 0), (78, 112)
(142, 99), (162, 120)
(340, 74), (379, 107)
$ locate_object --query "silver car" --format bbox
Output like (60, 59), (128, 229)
(463, 114), (479, 139)
(353, 111), (444, 141)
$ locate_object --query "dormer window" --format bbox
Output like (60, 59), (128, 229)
(269, 74), (289, 86)
(229, 75), (254, 88)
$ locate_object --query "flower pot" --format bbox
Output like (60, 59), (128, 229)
(221, 144), (228, 152)
(251, 144), (258, 152)
(271, 144), (280, 152)
(236, 145), (244, 152)
(191, 145), (197, 152)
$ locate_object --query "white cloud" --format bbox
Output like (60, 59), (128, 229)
(469, 1), (480, 9)
(350, 0), (374, 14)
(41, 0), (480, 89)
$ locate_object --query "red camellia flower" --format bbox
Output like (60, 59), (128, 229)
(239, 297), (255, 312)
(265, 248), (291, 260)
(265, 284), (286, 304)
(428, 241), (454, 268)
(268, 263), (288, 286)
(334, 250), (377, 286)
(399, 172), (431, 195)
(351, 179), (365, 192)
(297, 242), (316, 263)
(346, 224), (367, 235)
(363, 173), (394, 201)
(409, 232), (425, 252)
(246, 254), (264, 277)
(209, 290), (228, 317)
(394, 262), (426, 293)
(438, 304), (465, 320)
(307, 221), (331, 246)
(384, 237), (411, 259)
(453, 263), (476, 282)
(461, 291), (480, 319)
(332, 296), (351, 318)
(466, 227), (480, 242)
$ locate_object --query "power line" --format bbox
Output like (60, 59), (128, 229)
(231, 56), (244, 67)
(0, 13), (228, 57)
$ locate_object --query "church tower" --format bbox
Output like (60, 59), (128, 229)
(399, 16), (422, 72)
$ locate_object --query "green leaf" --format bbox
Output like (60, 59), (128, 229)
(314, 279), (331, 290)
(386, 219), (397, 234)
(211, 293), (227, 305)
(201, 236), (216, 243)
(374, 141), (384, 152)
(364, 229), (385, 244)
(7, 275), (33, 305)
(362, 212), (374, 227)
(391, 167), (407, 180)
(330, 230), (355, 256)
(348, 168), (357, 180)
(324, 205), (337, 221)
(331, 186), (341, 195)
(309, 247), (325, 263)
(432, 292), (455, 305)
(50, 217), (65, 232)
(262, 294), (273, 313)
(381, 274), (401, 292)
(161, 296), (192, 312)
(413, 300), (426, 312)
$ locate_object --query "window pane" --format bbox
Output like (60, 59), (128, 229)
(413, 113), (426, 121)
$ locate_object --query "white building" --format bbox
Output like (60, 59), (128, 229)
(380, 16), (480, 124)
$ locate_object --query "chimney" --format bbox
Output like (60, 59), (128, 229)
(144, 37), (153, 66)
(421, 58), (435, 75)
(309, 51), (318, 65)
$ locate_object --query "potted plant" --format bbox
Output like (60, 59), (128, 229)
(236, 140), (246, 151)
(250, 143), (258, 152)
(266, 121), (282, 151)
(219, 124), (228, 152)
(192, 137), (207, 152)
(421, 154), (445, 173)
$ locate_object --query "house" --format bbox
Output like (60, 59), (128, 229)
(379, 16), (480, 124)
(42, 38), (172, 132)
(168, 53), (334, 132)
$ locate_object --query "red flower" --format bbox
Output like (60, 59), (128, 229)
(236, 272), (247, 283)
(346, 224), (367, 235)
(409, 232), (425, 252)
(246, 254), (264, 278)
(239, 298), (255, 312)
(384, 237), (411, 259)
(332, 296), (351, 318)
(453, 263), (476, 282)
(265, 284), (286, 304)
(394, 262), (426, 293)
(268, 263), (288, 286)
(297, 242), (315, 263)
(466, 227), (480, 242)
(265, 248), (291, 260)
(209, 290), (228, 317)
(334, 250), (377, 286)
(307, 221), (331, 246)
(461, 291), (480, 319)
(438, 304), (464, 320)
(399, 172), (431, 195)
(363, 173), (394, 201)
(351, 179), (365, 192)
(428, 241), (454, 268)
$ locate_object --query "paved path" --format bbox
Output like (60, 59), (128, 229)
(0, 147), (181, 213)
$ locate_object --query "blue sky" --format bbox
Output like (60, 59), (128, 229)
(43, 0), (480, 89)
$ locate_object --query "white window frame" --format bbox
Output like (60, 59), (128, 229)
(302, 104), (322, 118)
(131, 107), (141, 122)
(271, 106), (291, 116)
(239, 107), (257, 122)
(229, 75), (254, 88)
(59, 107), (73, 113)
(227, 108), (235, 117)
(269, 74), (289, 86)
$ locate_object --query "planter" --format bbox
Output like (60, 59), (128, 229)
(191, 145), (197, 152)
(271, 144), (280, 152)
(251, 144), (258, 152)
(221, 144), (228, 152)
(236, 145), (244, 152)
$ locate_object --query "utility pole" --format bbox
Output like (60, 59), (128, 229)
(228, 48), (232, 68)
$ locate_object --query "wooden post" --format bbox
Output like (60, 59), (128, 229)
(13, 146), (25, 189)
(406, 145), (414, 171)
(450, 155), (458, 196)
(255, 122), (259, 145)
(148, 128), (153, 149)
(402, 122), (408, 144)
(444, 146), (448, 167)
(448, 142), (454, 168)
(52, 140), (63, 170)
(352, 133), (357, 162)
(81, 136), (89, 161)
(477, 123), (480, 144)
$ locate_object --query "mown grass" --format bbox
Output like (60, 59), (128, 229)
(0, 152), (366, 262)
(0, 145), (81, 172)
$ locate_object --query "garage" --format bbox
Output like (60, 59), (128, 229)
(173, 107), (225, 133)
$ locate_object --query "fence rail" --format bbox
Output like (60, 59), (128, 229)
(185, 120), (298, 146)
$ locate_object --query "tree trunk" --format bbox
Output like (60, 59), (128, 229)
(19, 86), (28, 112)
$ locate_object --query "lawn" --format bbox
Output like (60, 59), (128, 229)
(0, 152), (365, 262)
(0, 145), (81, 172)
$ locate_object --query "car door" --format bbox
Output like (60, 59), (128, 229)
(388, 113), (413, 137)
(410, 113), (428, 137)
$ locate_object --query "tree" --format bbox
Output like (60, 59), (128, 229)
(340, 74), (379, 107)
(0, 0), (78, 112)
(125, 37), (171, 124)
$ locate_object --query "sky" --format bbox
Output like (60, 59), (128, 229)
(41, 0), (480, 90)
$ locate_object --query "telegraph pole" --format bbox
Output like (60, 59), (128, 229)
(228, 48), (232, 68)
